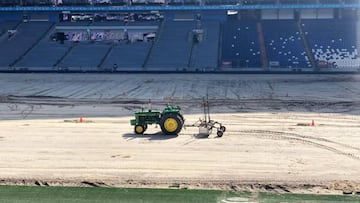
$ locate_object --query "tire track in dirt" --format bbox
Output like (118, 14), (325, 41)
(245, 130), (360, 151)
(20, 105), (34, 119)
(233, 130), (360, 161)
(68, 82), (107, 98)
(114, 84), (143, 98)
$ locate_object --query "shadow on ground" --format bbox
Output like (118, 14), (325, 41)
(122, 132), (178, 140)
(193, 134), (211, 139)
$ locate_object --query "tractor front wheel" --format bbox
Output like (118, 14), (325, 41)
(134, 124), (146, 134)
(160, 114), (183, 135)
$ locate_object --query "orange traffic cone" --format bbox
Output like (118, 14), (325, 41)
(80, 116), (83, 123)
(311, 120), (315, 126)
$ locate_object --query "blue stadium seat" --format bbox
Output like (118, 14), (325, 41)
(0, 22), (53, 68)
(15, 41), (71, 69)
(0, 21), (19, 36)
(59, 42), (110, 70)
(302, 19), (359, 69)
(146, 21), (195, 70)
(222, 20), (261, 67)
(262, 20), (310, 68)
(192, 21), (220, 69)
(102, 42), (152, 70)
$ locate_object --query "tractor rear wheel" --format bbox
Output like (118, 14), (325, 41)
(160, 114), (183, 135)
(134, 124), (146, 134)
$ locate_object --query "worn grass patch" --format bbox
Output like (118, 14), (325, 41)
(0, 186), (236, 203)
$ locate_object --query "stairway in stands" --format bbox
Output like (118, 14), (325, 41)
(187, 37), (196, 70)
(297, 20), (317, 70)
(0, 21), (21, 39)
(145, 20), (194, 70)
(11, 22), (55, 68)
(97, 43), (114, 70)
(0, 22), (53, 68)
(54, 43), (77, 69)
(256, 21), (268, 70)
(189, 20), (221, 71)
(142, 19), (165, 69)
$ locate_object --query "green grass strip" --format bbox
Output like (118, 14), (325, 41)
(0, 185), (360, 203)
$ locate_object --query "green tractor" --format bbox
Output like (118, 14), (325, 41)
(130, 105), (185, 135)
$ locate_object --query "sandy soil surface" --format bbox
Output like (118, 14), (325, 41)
(0, 73), (360, 194)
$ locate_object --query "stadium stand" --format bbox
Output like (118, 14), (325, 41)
(301, 19), (360, 69)
(0, 0), (356, 7)
(5, 17), (159, 70)
(0, 21), (19, 36)
(222, 20), (261, 68)
(58, 42), (110, 70)
(146, 21), (194, 70)
(191, 20), (220, 69)
(262, 20), (310, 68)
(15, 41), (71, 70)
(101, 42), (152, 70)
(0, 22), (53, 68)
(22, 0), (53, 6)
(0, 0), (20, 7)
(111, 0), (127, 5)
(0, 2), (358, 72)
(92, 0), (111, 5)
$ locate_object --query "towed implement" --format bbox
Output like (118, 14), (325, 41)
(185, 97), (226, 137)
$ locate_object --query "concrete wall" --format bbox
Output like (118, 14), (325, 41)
(317, 9), (334, 19)
(300, 9), (317, 19)
(261, 9), (277, 20)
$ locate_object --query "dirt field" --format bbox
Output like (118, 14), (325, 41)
(0, 73), (360, 194)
